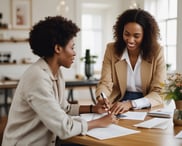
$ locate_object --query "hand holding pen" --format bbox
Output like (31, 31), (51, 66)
(100, 92), (111, 114)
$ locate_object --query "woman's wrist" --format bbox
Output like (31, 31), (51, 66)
(126, 100), (134, 109)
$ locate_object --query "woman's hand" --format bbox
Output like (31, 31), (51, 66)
(88, 113), (118, 130)
(110, 101), (132, 115)
(95, 97), (111, 114)
(97, 113), (118, 127)
(93, 102), (110, 114)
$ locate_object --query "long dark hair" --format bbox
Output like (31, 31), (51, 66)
(113, 9), (160, 61)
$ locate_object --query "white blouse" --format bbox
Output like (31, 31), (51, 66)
(121, 49), (151, 109)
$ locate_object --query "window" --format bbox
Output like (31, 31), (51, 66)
(156, 0), (177, 71)
(145, 0), (177, 71)
(80, 3), (111, 77)
(81, 13), (103, 72)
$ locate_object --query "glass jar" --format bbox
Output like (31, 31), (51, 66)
(173, 100), (182, 126)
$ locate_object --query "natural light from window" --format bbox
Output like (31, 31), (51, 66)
(81, 13), (103, 75)
(156, 0), (177, 71)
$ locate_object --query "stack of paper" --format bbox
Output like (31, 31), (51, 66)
(147, 108), (173, 118)
(134, 118), (171, 129)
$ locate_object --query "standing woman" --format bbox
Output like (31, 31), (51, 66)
(2, 16), (117, 146)
(96, 9), (166, 114)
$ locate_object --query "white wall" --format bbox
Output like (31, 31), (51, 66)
(3, 0), (180, 104)
(0, 0), (182, 78)
(0, 0), (135, 80)
(0, 0), (140, 102)
(0, 0), (77, 80)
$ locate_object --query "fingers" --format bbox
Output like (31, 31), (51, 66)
(97, 97), (111, 106)
(110, 101), (132, 115)
(96, 98), (112, 114)
(95, 103), (111, 114)
(110, 103), (121, 114)
(97, 97), (104, 104)
(111, 114), (119, 124)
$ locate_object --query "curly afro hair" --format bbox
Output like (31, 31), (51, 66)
(29, 16), (80, 57)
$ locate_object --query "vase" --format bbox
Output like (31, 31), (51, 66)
(173, 100), (182, 126)
(85, 63), (94, 80)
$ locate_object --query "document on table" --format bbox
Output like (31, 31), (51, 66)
(117, 111), (147, 120)
(86, 124), (140, 140)
(134, 118), (171, 129)
(80, 113), (105, 121)
(80, 113), (140, 140)
(147, 108), (173, 118)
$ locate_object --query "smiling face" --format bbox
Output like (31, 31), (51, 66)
(59, 38), (76, 68)
(123, 22), (143, 53)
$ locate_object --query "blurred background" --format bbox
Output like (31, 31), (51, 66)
(0, 0), (181, 81)
(0, 0), (181, 106)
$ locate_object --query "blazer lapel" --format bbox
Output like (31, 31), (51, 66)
(141, 60), (152, 95)
(57, 69), (65, 104)
(114, 57), (152, 98)
(115, 60), (127, 97)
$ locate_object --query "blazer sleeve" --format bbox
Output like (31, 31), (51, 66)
(23, 70), (88, 139)
(95, 43), (114, 99)
(144, 47), (167, 107)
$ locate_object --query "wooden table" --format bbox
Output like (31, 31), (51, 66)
(63, 106), (182, 146)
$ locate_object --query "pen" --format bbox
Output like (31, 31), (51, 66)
(116, 113), (127, 118)
(100, 92), (111, 114)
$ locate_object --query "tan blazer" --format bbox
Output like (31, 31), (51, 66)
(96, 42), (166, 107)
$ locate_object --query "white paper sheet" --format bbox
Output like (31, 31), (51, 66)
(87, 124), (140, 140)
(80, 113), (140, 140)
(117, 111), (147, 120)
(80, 113), (106, 121)
(134, 118), (171, 129)
(175, 131), (182, 138)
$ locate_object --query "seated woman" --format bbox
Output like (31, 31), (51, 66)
(96, 9), (166, 115)
(2, 16), (117, 146)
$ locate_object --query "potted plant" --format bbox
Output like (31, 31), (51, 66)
(166, 63), (171, 71)
(161, 73), (182, 125)
(80, 49), (98, 80)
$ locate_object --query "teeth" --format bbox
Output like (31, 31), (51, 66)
(128, 43), (135, 47)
